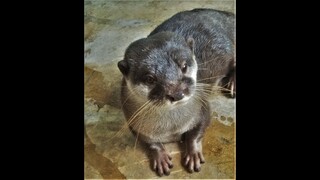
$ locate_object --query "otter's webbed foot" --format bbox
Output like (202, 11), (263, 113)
(149, 143), (173, 176)
(183, 141), (205, 172)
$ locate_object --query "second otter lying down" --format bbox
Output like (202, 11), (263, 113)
(117, 8), (235, 176)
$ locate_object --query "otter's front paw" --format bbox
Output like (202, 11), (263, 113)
(183, 150), (205, 173)
(152, 150), (173, 176)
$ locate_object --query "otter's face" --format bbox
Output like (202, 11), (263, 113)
(118, 32), (197, 105)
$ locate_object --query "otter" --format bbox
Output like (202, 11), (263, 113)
(117, 8), (235, 176)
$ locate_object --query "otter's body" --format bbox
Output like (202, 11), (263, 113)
(121, 79), (208, 144)
(117, 8), (235, 176)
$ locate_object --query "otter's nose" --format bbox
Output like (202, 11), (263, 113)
(166, 92), (185, 102)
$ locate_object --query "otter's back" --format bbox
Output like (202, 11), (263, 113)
(149, 9), (234, 42)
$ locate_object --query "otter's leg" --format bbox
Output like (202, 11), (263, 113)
(183, 106), (210, 173)
(220, 61), (236, 98)
(148, 142), (173, 176)
(223, 67), (236, 98)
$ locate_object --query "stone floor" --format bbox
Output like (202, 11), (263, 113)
(85, 0), (235, 179)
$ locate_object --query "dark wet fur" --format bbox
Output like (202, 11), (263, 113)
(150, 8), (235, 95)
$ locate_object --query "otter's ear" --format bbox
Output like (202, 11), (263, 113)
(186, 37), (194, 53)
(118, 60), (129, 77)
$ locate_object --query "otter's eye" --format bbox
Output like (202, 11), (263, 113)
(181, 63), (187, 73)
(145, 75), (156, 84)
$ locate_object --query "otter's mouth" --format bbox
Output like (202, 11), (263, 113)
(167, 95), (191, 106)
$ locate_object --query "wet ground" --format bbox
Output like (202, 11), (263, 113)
(84, 1), (235, 179)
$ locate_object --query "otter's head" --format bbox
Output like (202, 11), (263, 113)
(118, 32), (198, 105)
